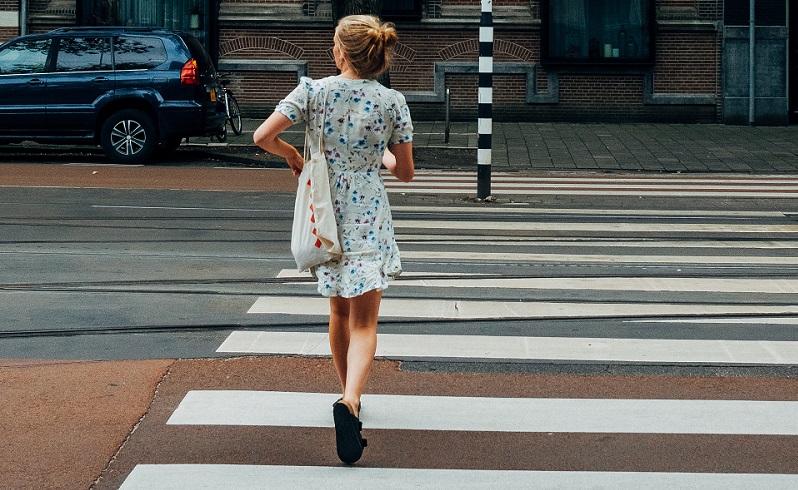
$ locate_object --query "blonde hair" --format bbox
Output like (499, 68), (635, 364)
(335, 15), (398, 79)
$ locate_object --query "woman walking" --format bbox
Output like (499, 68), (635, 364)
(253, 15), (414, 464)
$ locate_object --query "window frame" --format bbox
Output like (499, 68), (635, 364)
(540, 0), (656, 68)
(381, 0), (423, 22)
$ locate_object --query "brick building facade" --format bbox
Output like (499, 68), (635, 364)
(5, 0), (796, 124)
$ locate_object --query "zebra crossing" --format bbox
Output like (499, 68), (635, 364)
(117, 203), (798, 488)
(383, 171), (798, 197)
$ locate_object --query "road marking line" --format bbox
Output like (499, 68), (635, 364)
(218, 331), (798, 365)
(395, 219), (798, 233)
(276, 270), (798, 293)
(392, 206), (789, 217)
(120, 464), (798, 489)
(397, 237), (798, 249)
(246, 297), (798, 320)
(386, 172), (798, 183)
(400, 250), (798, 264)
(166, 391), (798, 435)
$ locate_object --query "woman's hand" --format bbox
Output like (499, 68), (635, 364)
(253, 112), (303, 176)
(384, 143), (414, 182)
(286, 151), (304, 177)
(382, 148), (397, 173)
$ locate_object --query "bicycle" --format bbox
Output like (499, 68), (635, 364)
(215, 74), (243, 142)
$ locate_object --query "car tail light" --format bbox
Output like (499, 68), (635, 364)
(180, 59), (199, 85)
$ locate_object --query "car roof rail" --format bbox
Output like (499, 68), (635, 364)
(50, 26), (170, 34)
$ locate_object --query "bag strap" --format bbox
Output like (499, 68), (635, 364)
(303, 83), (330, 161)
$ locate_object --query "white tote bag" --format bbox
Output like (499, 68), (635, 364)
(291, 87), (341, 271)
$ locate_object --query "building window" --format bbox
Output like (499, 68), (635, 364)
(381, 0), (423, 21)
(541, 0), (654, 66)
(79, 0), (212, 47)
(724, 0), (786, 27)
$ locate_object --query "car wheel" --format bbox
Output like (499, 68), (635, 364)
(101, 109), (157, 164)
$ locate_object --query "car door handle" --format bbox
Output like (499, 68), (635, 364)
(27, 78), (43, 85)
(93, 77), (110, 83)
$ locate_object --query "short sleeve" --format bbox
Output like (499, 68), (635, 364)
(389, 90), (414, 145)
(275, 77), (312, 125)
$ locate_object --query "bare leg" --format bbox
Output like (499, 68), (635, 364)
(329, 296), (351, 394)
(328, 289), (382, 416)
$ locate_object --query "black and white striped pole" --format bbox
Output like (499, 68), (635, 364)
(477, 0), (492, 199)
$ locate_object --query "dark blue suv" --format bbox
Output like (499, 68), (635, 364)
(0, 27), (226, 164)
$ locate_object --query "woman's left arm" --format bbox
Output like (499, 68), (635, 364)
(253, 112), (304, 176)
(383, 142), (414, 182)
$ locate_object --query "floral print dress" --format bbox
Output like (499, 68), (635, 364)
(276, 76), (414, 298)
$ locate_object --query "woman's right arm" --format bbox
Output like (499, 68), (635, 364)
(383, 142), (414, 182)
(253, 112), (304, 176)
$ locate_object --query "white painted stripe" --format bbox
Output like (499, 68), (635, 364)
(388, 188), (798, 198)
(477, 117), (492, 134)
(166, 391), (798, 435)
(246, 296), (798, 320)
(385, 171), (798, 184)
(627, 317), (798, 325)
(384, 175), (798, 188)
(382, 174), (798, 197)
(120, 464), (798, 490)
(395, 219), (798, 233)
(400, 250), (798, 265)
(391, 206), (787, 217)
(391, 276), (798, 293)
(397, 237), (798, 249)
(276, 269), (798, 293)
(386, 182), (798, 191)
(479, 26), (494, 42)
(478, 87), (493, 104)
(218, 331), (798, 365)
(477, 148), (491, 165)
(478, 56), (493, 72)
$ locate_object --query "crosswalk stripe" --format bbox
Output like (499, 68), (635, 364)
(383, 172), (798, 197)
(277, 272), (798, 294)
(399, 250), (798, 265)
(166, 391), (798, 435)
(246, 296), (798, 320)
(397, 238), (798, 249)
(394, 219), (798, 234)
(392, 206), (789, 217)
(217, 331), (798, 365)
(119, 464), (798, 489)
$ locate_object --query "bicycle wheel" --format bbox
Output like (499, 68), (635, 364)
(228, 94), (243, 135)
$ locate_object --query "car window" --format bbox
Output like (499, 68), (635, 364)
(55, 37), (111, 72)
(0, 38), (51, 74)
(113, 36), (168, 70)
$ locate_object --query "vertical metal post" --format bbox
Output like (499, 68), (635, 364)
(445, 87), (451, 144)
(749, 0), (756, 125)
(477, 0), (492, 199)
(19, 0), (27, 35)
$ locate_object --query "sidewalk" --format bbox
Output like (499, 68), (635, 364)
(201, 119), (798, 174)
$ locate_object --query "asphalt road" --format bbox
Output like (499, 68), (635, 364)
(2, 161), (798, 489)
(3, 162), (798, 368)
